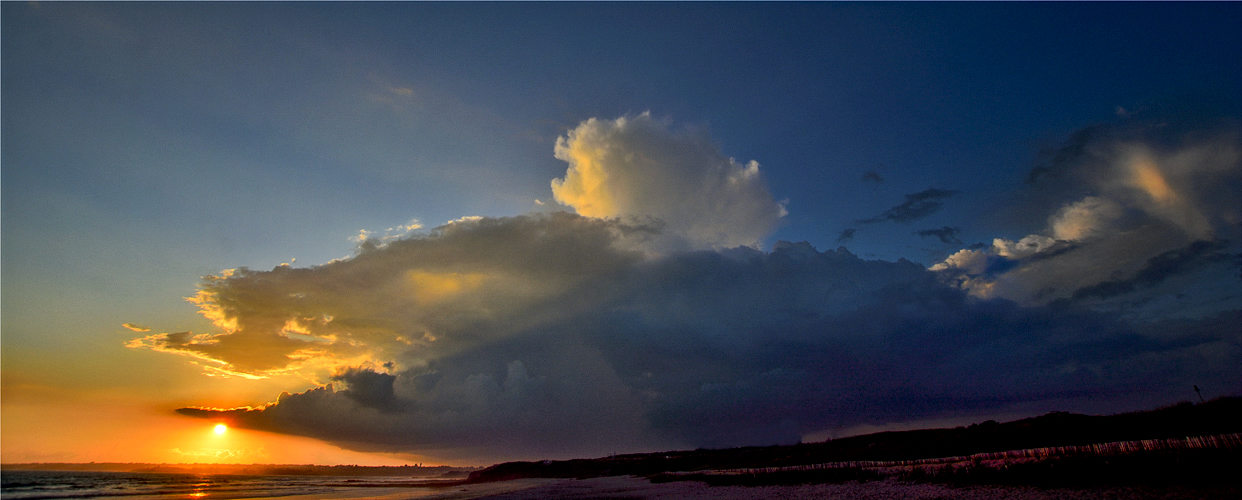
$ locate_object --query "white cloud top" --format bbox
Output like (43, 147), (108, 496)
(551, 113), (786, 249)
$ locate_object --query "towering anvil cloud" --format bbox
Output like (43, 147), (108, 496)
(134, 117), (1242, 463)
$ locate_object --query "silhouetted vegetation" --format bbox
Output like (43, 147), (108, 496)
(468, 397), (1242, 487)
(903, 448), (1241, 488)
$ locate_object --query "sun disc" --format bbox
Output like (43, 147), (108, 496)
(214, 424), (227, 435)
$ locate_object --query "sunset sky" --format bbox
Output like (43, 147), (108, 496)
(3, 3), (1241, 467)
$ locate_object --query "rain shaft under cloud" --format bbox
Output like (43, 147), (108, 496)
(134, 116), (1242, 463)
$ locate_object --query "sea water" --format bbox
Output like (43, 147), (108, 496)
(0, 470), (449, 500)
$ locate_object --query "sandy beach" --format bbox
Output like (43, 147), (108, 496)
(242, 476), (1241, 500)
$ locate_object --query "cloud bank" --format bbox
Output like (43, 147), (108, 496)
(160, 222), (1239, 461)
(933, 123), (1242, 312)
(133, 117), (1242, 463)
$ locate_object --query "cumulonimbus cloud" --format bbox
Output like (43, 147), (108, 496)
(550, 112), (786, 249)
(132, 118), (1242, 464)
(141, 215), (1239, 462)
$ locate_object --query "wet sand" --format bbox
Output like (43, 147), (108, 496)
(231, 479), (554, 500)
(267, 476), (1238, 500)
(455, 476), (1239, 500)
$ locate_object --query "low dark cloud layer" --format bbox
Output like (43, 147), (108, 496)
(140, 117), (1241, 464)
(164, 215), (1239, 461)
(858, 188), (960, 224)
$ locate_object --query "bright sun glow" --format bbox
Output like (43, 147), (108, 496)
(213, 424), (227, 435)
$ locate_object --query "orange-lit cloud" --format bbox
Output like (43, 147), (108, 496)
(127, 212), (653, 380)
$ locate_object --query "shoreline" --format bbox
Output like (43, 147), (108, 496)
(257, 476), (1242, 500)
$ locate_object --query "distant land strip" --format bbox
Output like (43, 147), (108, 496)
(661, 432), (1242, 477)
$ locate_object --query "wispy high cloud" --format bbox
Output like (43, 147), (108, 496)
(858, 188), (959, 224)
(915, 226), (962, 245)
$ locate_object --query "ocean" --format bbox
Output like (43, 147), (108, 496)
(0, 470), (455, 500)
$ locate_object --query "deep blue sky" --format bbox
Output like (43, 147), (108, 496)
(4, 2), (1240, 464)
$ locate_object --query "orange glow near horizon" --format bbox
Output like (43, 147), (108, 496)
(0, 395), (457, 466)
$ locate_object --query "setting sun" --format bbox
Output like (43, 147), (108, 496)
(4, 2), (1241, 499)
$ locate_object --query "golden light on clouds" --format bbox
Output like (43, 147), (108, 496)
(407, 270), (487, 306)
(1116, 145), (1220, 239)
(549, 113), (785, 248)
(1130, 155), (1175, 204)
(188, 272), (241, 335)
(551, 134), (617, 217)
(931, 133), (1240, 306)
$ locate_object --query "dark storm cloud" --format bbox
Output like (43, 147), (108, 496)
(332, 368), (400, 411)
(149, 117), (1241, 463)
(169, 217), (1242, 460)
(915, 226), (962, 245)
(858, 188), (959, 224)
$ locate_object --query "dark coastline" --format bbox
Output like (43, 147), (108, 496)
(6, 398), (1239, 494)
(466, 397), (1242, 488)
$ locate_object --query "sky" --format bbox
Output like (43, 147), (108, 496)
(3, 2), (1241, 467)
